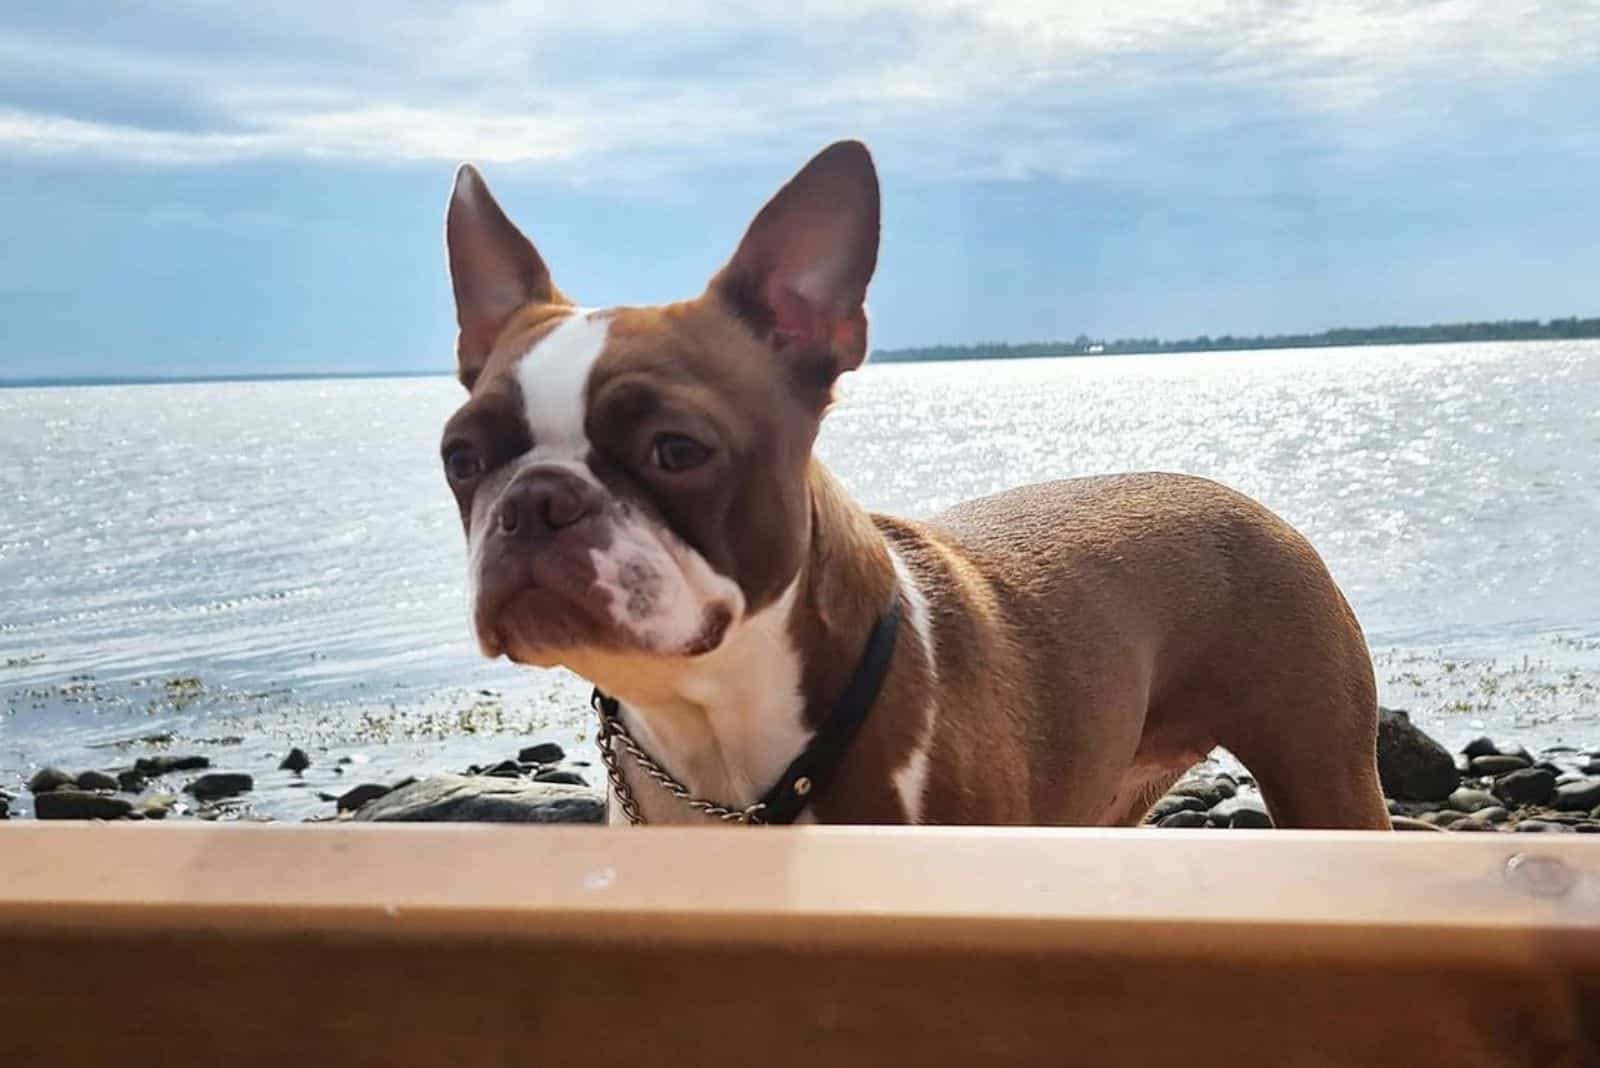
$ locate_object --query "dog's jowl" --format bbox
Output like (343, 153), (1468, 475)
(439, 140), (1392, 830)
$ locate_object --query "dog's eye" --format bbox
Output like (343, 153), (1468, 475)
(649, 433), (710, 473)
(443, 444), (485, 483)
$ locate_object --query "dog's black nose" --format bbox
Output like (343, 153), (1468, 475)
(496, 470), (601, 542)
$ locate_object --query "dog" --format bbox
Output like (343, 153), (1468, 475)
(438, 140), (1391, 829)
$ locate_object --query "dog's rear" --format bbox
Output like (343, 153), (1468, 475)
(882, 472), (1391, 829)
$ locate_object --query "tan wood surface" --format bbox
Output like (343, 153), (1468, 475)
(2, 823), (1597, 1066)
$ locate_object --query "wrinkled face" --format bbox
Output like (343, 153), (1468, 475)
(440, 140), (880, 671)
(442, 301), (827, 666)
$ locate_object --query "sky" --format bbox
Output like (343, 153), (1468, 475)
(3, 1), (1599, 378)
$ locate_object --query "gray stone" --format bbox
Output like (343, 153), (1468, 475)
(1549, 778), (1600, 812)
(1574, 822), (1600, 834)
(1581, 758), (1600, 776)
(75, 770), (119, 792)
(1447, 788), (1498, 813)
(185, 772), (253, 801)
(1512, 819), (1572, 833)
(532, 769), (589, 787)
(1461, 736), (1500, 759)
(1468, 754), (1530, 777)
(116, 770), (148, 792)
(1450, 819), (1498, 832)
(485, 760), (523, 779)
(28, 767), (76, 794)
(1168, 777), (1231, 809)
(336, 783), (392, 812)
(279, 747), (312, 774)
(35, 789), (135, 820)
(1471, 806), (1511, 825)
(1145, 795), (1207, 823)
(1157, 810), (1211, 829)
(1375, 707), (1458, 801)
(135, 754), (211, 775)
(137, 794), (176, 820)
(517, 742), (566, 765)
(1428, 810), (1470, 827)
(1209, 797), (1272, 829)
(1390, 816), (1445, 832)
(1491, 767), (1557, 807)
(353, 775), (605, 824)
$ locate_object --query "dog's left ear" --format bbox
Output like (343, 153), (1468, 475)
(445, 164), (568, 390)
(710, 140), (880, 382)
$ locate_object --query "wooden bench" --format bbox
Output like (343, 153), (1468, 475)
(2, 824), (1597, 1066)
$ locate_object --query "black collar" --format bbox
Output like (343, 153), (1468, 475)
(592, 590), (901, 825)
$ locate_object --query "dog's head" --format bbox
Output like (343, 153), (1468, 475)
(440, 141), (880, 677)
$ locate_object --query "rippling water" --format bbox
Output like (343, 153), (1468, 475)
(4, 340), (1599, 805)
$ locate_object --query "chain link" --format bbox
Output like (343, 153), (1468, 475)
(596, 705), (767, 826)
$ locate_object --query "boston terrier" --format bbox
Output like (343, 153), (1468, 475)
(438, 140), (1391, 829)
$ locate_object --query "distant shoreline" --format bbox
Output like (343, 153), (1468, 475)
(4, 315), (1597, 387)
(0, 370), (453, 390)
(873, 315), (1600, 364)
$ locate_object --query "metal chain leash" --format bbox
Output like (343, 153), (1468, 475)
(595, 703), (768, 825)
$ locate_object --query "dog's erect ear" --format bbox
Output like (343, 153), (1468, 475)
(445, 164), (566, 389)
(710, 140), (880, 381)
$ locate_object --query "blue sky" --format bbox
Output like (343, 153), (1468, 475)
(3, 1), (1599, 378)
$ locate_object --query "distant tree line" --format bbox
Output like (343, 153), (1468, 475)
(871, 316), (1600, 364)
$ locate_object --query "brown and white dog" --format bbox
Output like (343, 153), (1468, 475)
(438, 140), (1391, 829)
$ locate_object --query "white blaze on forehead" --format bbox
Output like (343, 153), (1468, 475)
(515, 309), (610, 461)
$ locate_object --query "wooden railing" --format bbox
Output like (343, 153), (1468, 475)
(2, 824), (1597, 1066)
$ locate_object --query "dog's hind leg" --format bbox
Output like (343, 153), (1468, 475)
(1223, 672), (1392, 831)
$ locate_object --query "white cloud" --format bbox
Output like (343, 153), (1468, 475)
(0, 0), (1595, 175)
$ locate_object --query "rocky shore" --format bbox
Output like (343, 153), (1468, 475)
(4, 705), (1598, 829)
(1144, 708), (1600, 833)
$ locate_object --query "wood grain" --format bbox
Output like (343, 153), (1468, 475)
(2, 824), (1596, 1066)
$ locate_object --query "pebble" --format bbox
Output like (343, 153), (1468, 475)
(138, 795), (176, 820)
(1491, 768), (1557, 808)
(1167, 778), (1230, 809)
(1472, 806), (1511, 824)
(485, 760), (523, 779)
(185, 773), (254, 801)
(1512, 819), (1572, 833)
(28, 767), (76, 794)
(1390, 816), (1444, 832)
(117, 770), (148, 792)
(1574, 822), (1600, 834)
(1468, 754), (1530, 777)
(1206, 797), (1272, 829)
(1581, 759), (1600, 776)
(1146, 795), (1207, 823)
(1447, 788), (1498, 813)
(336, 783), (392, 812)
(518, 742), (566, 765)
(35, 789), (135, 820)
(1425, 810), (1470, 827)
(533, 769), (589, 787)
(279, 747), (312, 774)
(135, 754), (211, 776)
(1157, 810), (1211, 829)
(1461, 736), (1500, 759)
(1549, 778), (1600, 812)
(75, 770), (119, 792)
(1450, 819), (1498, 832)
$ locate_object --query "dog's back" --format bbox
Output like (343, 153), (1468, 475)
(876, 473), (1390, 827)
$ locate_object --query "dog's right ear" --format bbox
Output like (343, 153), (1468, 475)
(445, 164), (566, 389)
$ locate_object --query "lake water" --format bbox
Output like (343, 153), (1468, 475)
(4, 340), (1599, 816)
